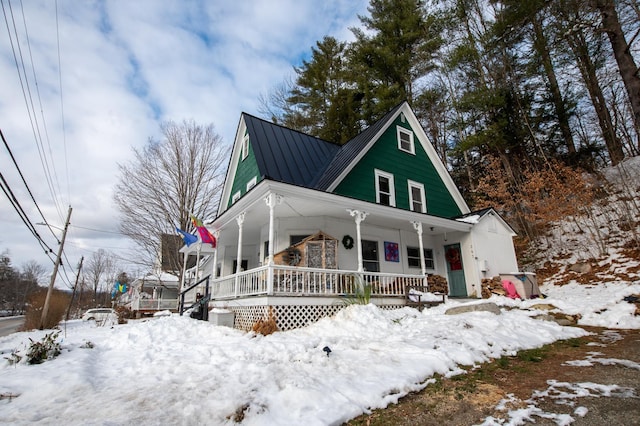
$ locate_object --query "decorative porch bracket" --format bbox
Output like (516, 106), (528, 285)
(235, 212), (246, 298)
(348, 209), (369, 272)
(411, 221), (428, 285)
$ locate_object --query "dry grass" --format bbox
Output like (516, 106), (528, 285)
(22, 288), (71, 330)
(252, 307), (278, 335)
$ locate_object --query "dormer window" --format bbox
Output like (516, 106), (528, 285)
(242, 134), (250, 160)
(397, 126), (415, 155)
(375, 169), (396, 207)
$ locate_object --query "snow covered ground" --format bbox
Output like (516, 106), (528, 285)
(1, 280), (639, 425)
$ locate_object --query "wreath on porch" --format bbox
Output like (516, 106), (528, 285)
(342, 235), (354, 250)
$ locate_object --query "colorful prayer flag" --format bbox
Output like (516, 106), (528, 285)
(176, 227), (198, 246)
(190, 215), (216, 248)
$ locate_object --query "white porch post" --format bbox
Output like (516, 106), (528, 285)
(264, 193), (282, 296)
(211, 230), (220, 279)
(195, 243), (202, 281)
(348, 209), (369, 272)
(235, 212), (246, 297)
(264, 193), (283, 266)
(411, 221), (428, 286)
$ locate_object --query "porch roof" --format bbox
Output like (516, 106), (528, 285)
(208, 179), (472, 242)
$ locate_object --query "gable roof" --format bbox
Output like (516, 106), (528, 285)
(456, 208), (517, 235)
(220, 102), (470, 216)
(314, 103), (405, 190)
(243, 113), (340, 187)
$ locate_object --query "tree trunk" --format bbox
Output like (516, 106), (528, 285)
(595, 0), (640, 148)
(532, 15), (576, 154)
(567, 28), (625, 165)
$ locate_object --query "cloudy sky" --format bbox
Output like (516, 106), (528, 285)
(0, 0), (369, 284)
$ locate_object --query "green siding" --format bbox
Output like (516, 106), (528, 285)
(333, 116), (462, 218)
(227, 132), (260, 209)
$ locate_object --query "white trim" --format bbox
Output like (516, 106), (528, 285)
(407, 180), (426, 213)
(218, 116), (248, 216)
(397, 126), (415, 155)
(374, 169), (396, 207)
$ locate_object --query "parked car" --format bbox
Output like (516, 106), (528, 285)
(82, 308), (117, 322)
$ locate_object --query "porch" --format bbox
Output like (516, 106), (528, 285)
(181, 265), (435, 330)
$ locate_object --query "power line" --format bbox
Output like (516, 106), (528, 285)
(1, 0), (65, 220)
(1, 128), (60, 242)
(0, 170), (55, 259)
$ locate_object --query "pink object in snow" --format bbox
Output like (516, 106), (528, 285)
(501, 279), (520, 299)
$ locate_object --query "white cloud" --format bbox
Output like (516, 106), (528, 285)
(0, 0), (369, 279)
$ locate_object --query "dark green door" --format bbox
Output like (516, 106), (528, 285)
(444, 243), (467, 297)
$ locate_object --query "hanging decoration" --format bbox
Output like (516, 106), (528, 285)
(191, 215), (217, 248)
(342, 235), (354, 250)
(384, 241), (399, 262)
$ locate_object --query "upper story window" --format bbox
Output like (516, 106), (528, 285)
(241, 134), (250, 160)
(408, 180), (426, 213)
(246, 176), (257, 191)
(397, 126), (415, 155)
(375, 169), (396, 207)
(232, 191), (241, 204)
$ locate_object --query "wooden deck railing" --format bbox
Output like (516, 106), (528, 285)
(201, 265), (426, 300)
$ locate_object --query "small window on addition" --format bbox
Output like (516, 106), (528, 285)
(397, 126), (415, 155)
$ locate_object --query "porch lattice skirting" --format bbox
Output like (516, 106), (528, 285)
(228, 304), (404, 332)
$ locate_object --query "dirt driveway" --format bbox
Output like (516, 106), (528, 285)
(346, 327), (640, 425)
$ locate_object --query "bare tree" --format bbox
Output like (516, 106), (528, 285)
(113, 120), (227, 274)
(85, 249), (114, 305)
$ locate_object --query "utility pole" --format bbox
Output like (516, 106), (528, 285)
(65, 255), (84, 322)
(40, 206), (72, 329)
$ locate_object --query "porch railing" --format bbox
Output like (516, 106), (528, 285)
(205, 265), (425, 300)
(135, 299), (179, 311)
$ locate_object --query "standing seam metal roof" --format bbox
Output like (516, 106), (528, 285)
(242, 113), (341, 188)
(241, 102), (406, 191)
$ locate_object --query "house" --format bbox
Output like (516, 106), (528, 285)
(179, 101), (519, 330)
(128, 271), (180, 317)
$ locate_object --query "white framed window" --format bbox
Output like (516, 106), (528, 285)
(397, 126), (415, 155)
(232, 191), (241, 204)
(408, 180), (426, 213)
(374, 169), (395, 207)
(246, 176), (257, 191)
(407, 247), (434, 269)
(241, 134), (250, 160)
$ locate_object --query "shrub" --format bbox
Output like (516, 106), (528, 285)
(26, 331), (61, 364)
(22, 288), (71, 330)
(341, 274), (372, 306)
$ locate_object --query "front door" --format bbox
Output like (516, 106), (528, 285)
(444, 243), (467, 297)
